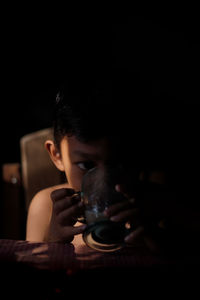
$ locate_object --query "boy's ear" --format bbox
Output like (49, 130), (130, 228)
(45, 140), (65, 171)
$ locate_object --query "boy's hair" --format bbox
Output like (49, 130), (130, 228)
(53, 78), (113, 147)
(53, 72), (152, 145)
(52, 72), (175, 171)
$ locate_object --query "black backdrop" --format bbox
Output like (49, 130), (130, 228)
(0, 7), (200, 241)
(1, 11), (199, 164)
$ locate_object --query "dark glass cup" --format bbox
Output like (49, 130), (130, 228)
(80, 167), (130, 252)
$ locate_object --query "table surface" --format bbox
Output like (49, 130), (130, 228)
(0, 235), (188, 271)
(0, 236), (199, 298)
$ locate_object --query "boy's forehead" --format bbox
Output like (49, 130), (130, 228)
(61, 135), (165, 171)
(61, 135), (141, 167)
(61, 136), (110, 158)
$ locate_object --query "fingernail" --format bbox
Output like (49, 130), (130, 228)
(72, 192), (81, 200)
(115, 184), (121, 192)
(110, 216), (119, 221)
(124, 226), (144, 242)
(80, 224), (87, 230)
(129, 197), (135, 204)
(104, 209), (109, 216)
(124, 235), (131, 242)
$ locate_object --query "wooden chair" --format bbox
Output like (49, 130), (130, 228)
(20, 127), (63, 211)
(1, 128), (63, 239)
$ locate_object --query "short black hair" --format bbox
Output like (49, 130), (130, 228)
(53, 72), (153, 145)
(52, 71), (176, 172)
(53, 77), (113, 147)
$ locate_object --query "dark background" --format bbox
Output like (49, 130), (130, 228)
(0, 7), (199, 240)
(1, 10), (199, 164)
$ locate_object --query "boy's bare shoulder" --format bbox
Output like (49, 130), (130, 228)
(29, 183), (70, 212)
(26, 183), (71, 241)
(35, 183), (70, 200)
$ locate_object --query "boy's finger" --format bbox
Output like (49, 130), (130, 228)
(53, 194), (81, 214)
(110, 208), (140, 222)
(51, 188), (75, 202)
(104, 198), (135, 217)
(72, 224), (87, 235)
(57, 224), (87, 243)
(58, 202), (84, 225)
(124, 226), (144, 243)
(115, 184), (129, 197)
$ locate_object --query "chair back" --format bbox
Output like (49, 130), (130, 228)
(20, 128), (63, 210)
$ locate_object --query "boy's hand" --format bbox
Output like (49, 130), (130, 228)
(104, 184), (175, 254)
(46, 188), (86, 243)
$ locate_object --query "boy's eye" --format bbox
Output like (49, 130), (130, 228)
(77, 161), (96, 171)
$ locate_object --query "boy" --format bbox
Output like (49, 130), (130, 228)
(26, 75), (184, 253)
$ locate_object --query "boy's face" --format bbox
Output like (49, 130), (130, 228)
(47, 135), (166, 192)
(55, 136), (110, 191)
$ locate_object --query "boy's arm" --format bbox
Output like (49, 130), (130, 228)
(26, 184), (86, 243)
(26, 188), (53, 242)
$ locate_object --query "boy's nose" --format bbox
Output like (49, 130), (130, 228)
(104, 163), (141, 187)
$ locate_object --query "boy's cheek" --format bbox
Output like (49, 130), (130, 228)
(65, 170), (83, 191)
